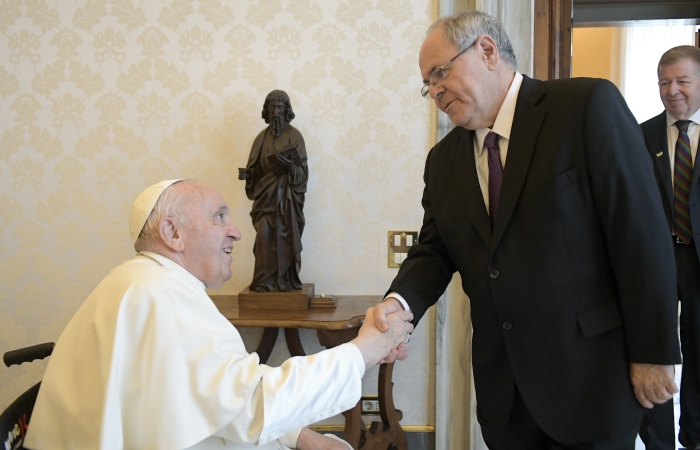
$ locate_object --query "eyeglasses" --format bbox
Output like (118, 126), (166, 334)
(420, 40), (477, 98)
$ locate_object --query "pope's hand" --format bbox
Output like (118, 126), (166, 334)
(351, 306), (413, 370)
(373, 298), (411, 363)
(630, 363), (678, 408)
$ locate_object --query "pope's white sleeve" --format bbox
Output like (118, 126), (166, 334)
(213, 342), (365, 447)
(258, 342), (365, 445)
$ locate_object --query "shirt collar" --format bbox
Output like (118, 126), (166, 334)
(475, 71), (523, 155)
(665, 107), (700, 128)
(136, 250), (207, 290)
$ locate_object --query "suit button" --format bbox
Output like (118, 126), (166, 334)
(490, 269), (500, 279)
(503, 322), (512, 330)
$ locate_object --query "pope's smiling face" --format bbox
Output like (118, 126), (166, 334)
(658, 58), (700, 121)
(177, 183), (241, 290)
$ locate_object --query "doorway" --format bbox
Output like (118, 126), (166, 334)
(572, 25), (697, 121)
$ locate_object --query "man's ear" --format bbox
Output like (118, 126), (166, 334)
(477, 35), (500, 70)
(159, 218), (184, 252)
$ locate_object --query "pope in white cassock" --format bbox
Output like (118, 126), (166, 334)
(24, 179), (413, 450)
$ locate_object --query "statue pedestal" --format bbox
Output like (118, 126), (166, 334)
(238, 283), (314, 310)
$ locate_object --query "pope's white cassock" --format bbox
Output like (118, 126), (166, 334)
(24, 251), (363, 450)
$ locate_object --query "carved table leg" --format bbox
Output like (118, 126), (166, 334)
(316, 329), (406, 449)
(341, 401), (366, 450)
(284, 328), (306, 357)
(255, 327), (279, 364)
(317, 328), (366, 448)
(362, 362), (407, 450)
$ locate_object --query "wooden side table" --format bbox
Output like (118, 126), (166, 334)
(210, 295), (408, 450)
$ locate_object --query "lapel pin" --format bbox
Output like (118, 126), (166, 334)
(656, 152), (663, 157)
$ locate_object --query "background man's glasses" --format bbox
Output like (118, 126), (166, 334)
(420, 39), (477, 98)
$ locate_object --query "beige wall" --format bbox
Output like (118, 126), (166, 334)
(0, 0), (437, 426)
(572, 27), (622, 89)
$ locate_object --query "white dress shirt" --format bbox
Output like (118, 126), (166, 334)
(473, 72), (523, 211)
(389, 72), (524, 312)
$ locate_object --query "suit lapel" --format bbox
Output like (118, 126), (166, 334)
(647, 112), (674, 209)
(491, 76), (546, 250)
(450, 127), (492, 245)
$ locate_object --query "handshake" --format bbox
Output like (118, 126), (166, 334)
(350, 299), (414, 370)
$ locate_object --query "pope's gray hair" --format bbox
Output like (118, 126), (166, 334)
(134, 179), (194, 252)
(428, 10), (517, 70)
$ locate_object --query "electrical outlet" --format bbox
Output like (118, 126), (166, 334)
(360, 397), (380, 415)
(388, 231), (418, 268)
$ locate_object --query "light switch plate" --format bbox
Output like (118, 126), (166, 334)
(388, 231), (418, 268)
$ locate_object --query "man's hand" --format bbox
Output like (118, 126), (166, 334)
(351, 306), (413, 370)
(374, 297), (404, 331)
(372, 297), (411, 363)
(296, 427), (352, 449)
(629, 363), (678, 408)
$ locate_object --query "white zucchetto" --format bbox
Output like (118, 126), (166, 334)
(128, 179), (183, 244)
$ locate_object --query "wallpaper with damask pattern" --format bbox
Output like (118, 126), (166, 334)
(0, 0), (437, 425)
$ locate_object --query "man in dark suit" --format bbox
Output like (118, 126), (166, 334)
(376, 11), (681, 449)
(640, 45), (700, 450)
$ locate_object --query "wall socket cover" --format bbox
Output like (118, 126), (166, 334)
(387, 231), (418, 268)
(360, 397), (380, 415)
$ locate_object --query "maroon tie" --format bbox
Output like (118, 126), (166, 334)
(485, 131), (503, 229)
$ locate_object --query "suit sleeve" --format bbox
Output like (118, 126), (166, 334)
(584, 80), (680, 364)
(387, 149), (457, 326)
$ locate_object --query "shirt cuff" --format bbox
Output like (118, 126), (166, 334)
(385, 292), (411, 312)
(279, 428), (303, 449)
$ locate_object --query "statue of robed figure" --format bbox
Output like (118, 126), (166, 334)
(238, 90), (308, 293)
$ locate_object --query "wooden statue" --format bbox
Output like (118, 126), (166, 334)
(238, 90), (308, 292)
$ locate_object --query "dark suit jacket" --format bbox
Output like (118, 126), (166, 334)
(388, 76), (681, 443)
(641, 111), (700, 260)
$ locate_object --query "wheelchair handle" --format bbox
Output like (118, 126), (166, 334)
(4, 342), (55, 367)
